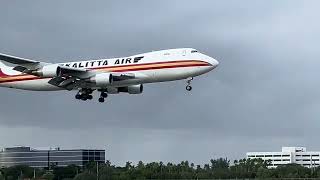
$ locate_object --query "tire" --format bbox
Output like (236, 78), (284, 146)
(81, 95), (88, 101)
(101, 92), (108, 98)
(88, 95), (93, 100)
(186, 85), (192, 91)
(98, 98), (105, 103)
(75, 94), (81, 99)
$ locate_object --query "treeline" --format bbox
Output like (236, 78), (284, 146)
(1, 158), (320, 180)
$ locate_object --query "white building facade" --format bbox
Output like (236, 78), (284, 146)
(246, 147), (320, 168)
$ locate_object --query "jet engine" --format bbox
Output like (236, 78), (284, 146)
(33, 64), (60, 77)
(107, 87), (119, 94)
(119, 84), (143, 94)
(128, 84), (143, 94)
(90, 73), (113, 87)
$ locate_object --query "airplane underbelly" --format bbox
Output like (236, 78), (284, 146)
(152, 66), (210, 82)
(109, 66), (211, 86)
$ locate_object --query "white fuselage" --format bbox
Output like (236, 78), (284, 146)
(0, 48), (218, 91)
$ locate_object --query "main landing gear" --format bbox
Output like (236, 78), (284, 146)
(186, 77), (193, 91)
(75, 88), (94, 101)
(75, 88), (109, 103)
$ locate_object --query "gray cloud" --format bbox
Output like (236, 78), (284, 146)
(1, 0), (320, 165)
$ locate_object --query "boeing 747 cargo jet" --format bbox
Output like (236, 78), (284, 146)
(0, 48), (219, 102)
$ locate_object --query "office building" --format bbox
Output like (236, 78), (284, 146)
(0, 146), (105, 168)
(247, 147), (320, 168)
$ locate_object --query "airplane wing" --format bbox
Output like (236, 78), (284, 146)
(0, 53), (50, 70)
(57, 66), (89, 78)
(0, 53), (39, 64)
(0, 53), (140, 90)
(48, 66), (93, 90)
(111, 73), (136, 81)
(48, 76), (82, 90)
(48, 67), (139, 90)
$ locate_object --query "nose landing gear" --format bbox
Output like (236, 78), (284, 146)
(186, 85), (192, 91)
(186, 77), (193, 91)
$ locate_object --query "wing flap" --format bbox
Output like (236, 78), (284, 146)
(57, 66), (91, 78)
(112, 74), (136, 81)
(48, 76), (79, 91)
(0, 53), (51, 72)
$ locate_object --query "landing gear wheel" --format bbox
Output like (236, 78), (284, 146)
(186, 77), (194, 91)
(98, 97), (105, 103)
(75, 94), (82, 100)
(87, 95), (93, 100)
(101, 92), (108, 98)
(75, 88), (95, 101)
(98, 91), (108, 103)
(186, 85), (192, 91)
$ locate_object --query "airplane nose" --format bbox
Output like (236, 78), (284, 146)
(212, 58), (219, 68)
(207, 57), (219, 69)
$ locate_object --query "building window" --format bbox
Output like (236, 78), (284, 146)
(273, 155), (281, 157)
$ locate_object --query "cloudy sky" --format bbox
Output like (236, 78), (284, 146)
(1, 0), (320, 165)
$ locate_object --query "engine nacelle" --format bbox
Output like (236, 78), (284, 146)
(91, 73), (113, 87)
(107, 87), (119, 94)
(34, 64), (60, 77)
(127, 84), (143, 94)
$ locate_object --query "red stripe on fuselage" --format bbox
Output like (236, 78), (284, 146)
(91, 60), (208, 70)
(0, 60), (211, 83)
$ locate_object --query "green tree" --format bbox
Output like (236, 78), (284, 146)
(230, 158), (269, 178)
(98, 160), (115, 180)
(42, 171), (54, 180)
(274, 163), (311, 178)
(2, 165), (34, 179)
(210, 158), (230, 179)
(53, 165), (79, 180)
(73, 172), (96, 180)
(313, 166), (320, 178)
(256, 166), (272, 178)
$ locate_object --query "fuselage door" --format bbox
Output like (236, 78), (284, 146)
(182, 49), (187, 56)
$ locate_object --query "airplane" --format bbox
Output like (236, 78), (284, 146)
(0, 48), (219, 102)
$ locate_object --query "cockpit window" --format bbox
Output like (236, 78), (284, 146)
(191, 50), (198, 53)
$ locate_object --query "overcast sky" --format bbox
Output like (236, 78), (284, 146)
(1, 0), (320, 166)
